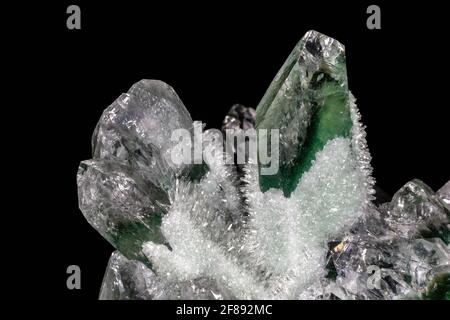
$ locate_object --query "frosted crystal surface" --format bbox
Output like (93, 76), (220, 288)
(99, 251), (231, 300)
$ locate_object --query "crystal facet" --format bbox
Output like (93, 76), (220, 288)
(256, 30), (353, 196)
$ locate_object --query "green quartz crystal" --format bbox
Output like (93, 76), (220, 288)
(256, 30), (352, 196)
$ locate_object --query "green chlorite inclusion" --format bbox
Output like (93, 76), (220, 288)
(110, 215), (165, 266)
(256, 30), (353, 196)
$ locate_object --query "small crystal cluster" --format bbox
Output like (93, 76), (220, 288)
(77, 30), (449, 300)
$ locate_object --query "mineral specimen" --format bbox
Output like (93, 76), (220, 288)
(77, 30), (450, 300)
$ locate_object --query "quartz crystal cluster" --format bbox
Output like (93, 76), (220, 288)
(77, 30), (450, 300)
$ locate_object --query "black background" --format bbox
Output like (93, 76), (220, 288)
(6, 1), (449, 301)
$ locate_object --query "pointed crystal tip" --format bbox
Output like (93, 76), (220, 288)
(255, 29), (350, 196)
(300, 30), (346, 66)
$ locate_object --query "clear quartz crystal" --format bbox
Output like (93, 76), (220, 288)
(92, 79), (194, 190)
(326, 180), (449, 300)
(77, 31), (450, 300)
(78, 80), (194, 264)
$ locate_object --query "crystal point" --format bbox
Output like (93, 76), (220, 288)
(92, 79), (193, 190)
(256, 30), (352, 196)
